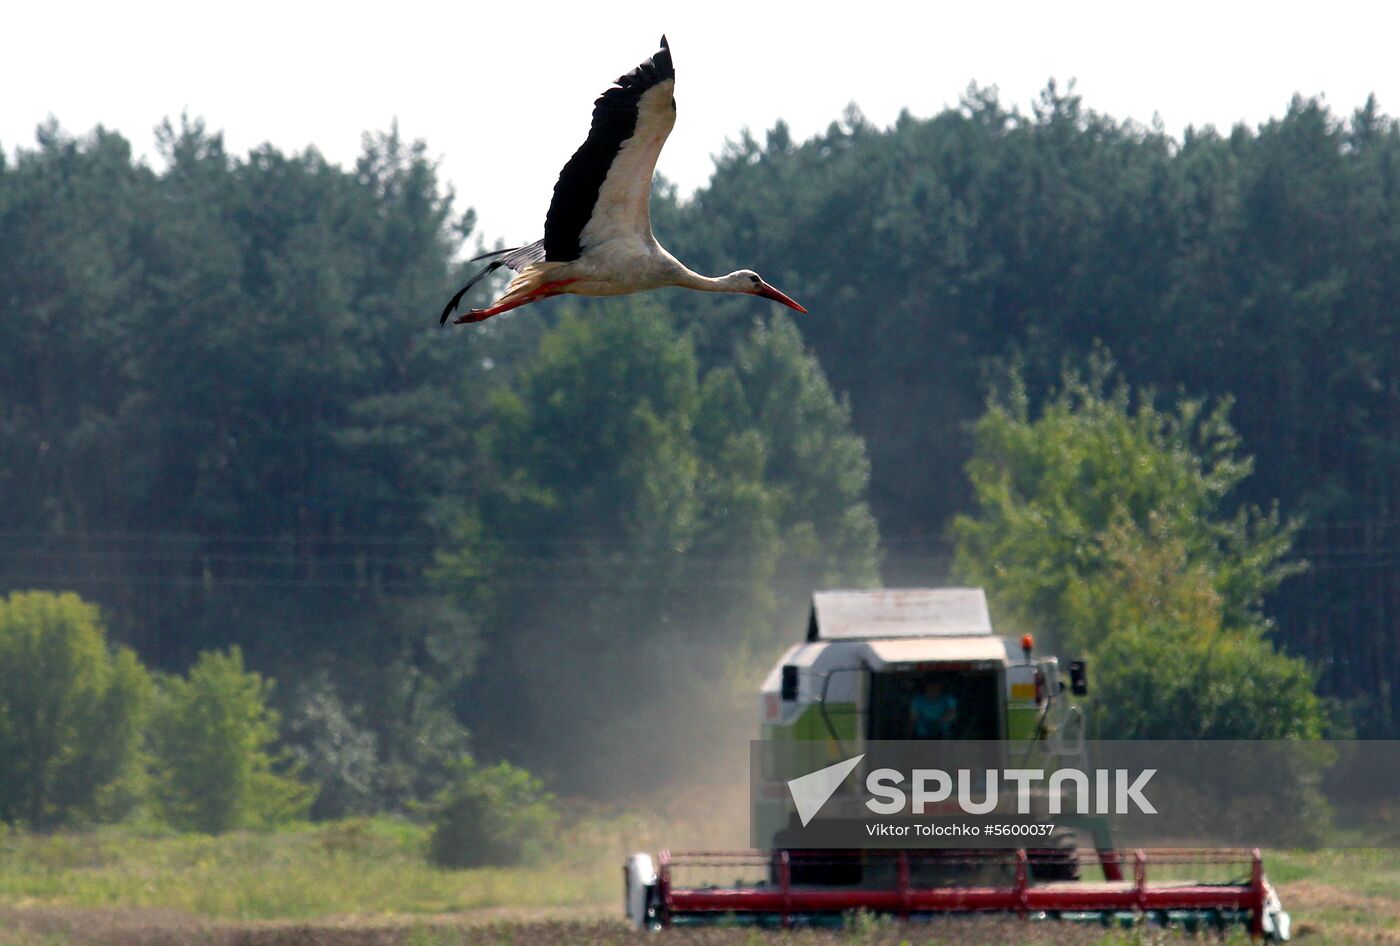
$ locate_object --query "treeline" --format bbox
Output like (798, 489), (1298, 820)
(1, 119), (494, 811)
(653, 88), (1400, 736)
(0, 117), (879, 805)
(0, 83), (1397, 820)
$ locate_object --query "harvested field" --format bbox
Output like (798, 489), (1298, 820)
(0, 824), (1393, 945)
(3, 893), (1395, 946)
(0, 910), (1247, 946)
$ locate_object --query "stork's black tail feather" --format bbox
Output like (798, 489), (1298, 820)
(440, 261), (504, 324)
(440, 239), (546, 325)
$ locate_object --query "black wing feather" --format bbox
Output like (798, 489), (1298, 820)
(542, 36), (674, 262)
(439, 239), (545, 325)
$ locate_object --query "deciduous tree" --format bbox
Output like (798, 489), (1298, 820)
(953, 355), (1322, 739)
(147, 647), (309, 832)
(0, 591), (150, 827)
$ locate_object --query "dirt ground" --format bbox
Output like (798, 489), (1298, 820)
(1279, 878), (1400, 944)
(2, 874), (1396, 946)
(0, 908), (1192, 946)
(0, 906), (601, 946)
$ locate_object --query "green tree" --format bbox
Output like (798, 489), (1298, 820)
(0, 124), (155, 538)
(0, 591), (151, 828)
(952, 356), (1323, 739)
(147, 647), (309, 832)
(436, 304), (878, 791)
(284, 673), (382, 819)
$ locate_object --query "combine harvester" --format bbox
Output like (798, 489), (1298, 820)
(624, 588), (1291, 940)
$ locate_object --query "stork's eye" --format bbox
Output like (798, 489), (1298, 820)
(749, 275), (761, 285)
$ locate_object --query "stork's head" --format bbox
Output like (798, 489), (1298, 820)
(726, 270), (807, 313)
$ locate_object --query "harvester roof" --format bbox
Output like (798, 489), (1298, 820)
(862, 635), (1009, 666)
(807, 588), (992, 641)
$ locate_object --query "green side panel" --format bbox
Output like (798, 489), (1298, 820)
(758, 704), (859, 848)
(765, 702), (858, 742)
(1007, 705), (1040, 740)
(762, 706), (858, 782)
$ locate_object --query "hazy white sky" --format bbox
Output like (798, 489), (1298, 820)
(5, 1), (1397, 245)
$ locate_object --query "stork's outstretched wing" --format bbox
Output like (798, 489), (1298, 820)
(439, 240), (545, 325)
(544, 36), (676, 261)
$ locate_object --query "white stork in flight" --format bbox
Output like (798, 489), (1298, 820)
(440, 36), (806, 326)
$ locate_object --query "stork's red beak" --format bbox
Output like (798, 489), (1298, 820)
(755, 280), (807, 314)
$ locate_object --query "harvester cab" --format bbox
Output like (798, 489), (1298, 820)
(624, 587), (1291, 940)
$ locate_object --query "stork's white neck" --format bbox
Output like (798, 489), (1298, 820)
(673, 268), (757, 294)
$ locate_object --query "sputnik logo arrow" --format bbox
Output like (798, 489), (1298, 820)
(786, 754), (865, 827)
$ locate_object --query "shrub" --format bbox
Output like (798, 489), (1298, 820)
(426, 757), (557, 868)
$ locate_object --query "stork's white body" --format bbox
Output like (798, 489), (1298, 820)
(501, 244), (713, 300)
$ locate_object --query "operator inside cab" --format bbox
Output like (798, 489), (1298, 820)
(909, 677), (958, 739)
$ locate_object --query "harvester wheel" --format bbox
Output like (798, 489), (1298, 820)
(1028, 828), (1080, 882)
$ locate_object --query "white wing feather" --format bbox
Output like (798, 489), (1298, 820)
(578, 79), (676, 252)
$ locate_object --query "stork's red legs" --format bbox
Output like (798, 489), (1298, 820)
(452, 294), (541, 324)
(451, 279), (579, 325)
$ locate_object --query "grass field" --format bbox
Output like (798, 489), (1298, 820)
(0, 817), (1395, 945)
(0, 818), (619, 920)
